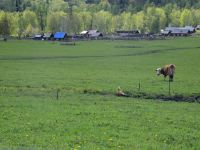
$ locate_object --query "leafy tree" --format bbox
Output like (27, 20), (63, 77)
(112, 15), (123, 31)
(1, 0), (200, 35)
(78, 12), (92, 31)
(16, 13), (26, 38)
(47, 11), (66, 33)
(48, 0), (67, 12)
(156, 7), (167, 30)
(23, 10), (38, 28)
(0, 12), (12, 39)
(93, 11), (112, 33)
(99, 0), (111, 11)
(120, 12), (134, 30)
(143, 7), (166, 33)
(25, 24), (39, 37)
(70, 13), (82, 33)
(169, 9), (181, 26)
(34, 0), (49, 31)
(15, 10), (39, 38)
(164, 3), (176, 26)
(0, 0), (16, 12)
(144, 7), (158, 33)
(134, 11), (146, 33)
(180, 9), (194, 26)
(191, 9), (200, 26)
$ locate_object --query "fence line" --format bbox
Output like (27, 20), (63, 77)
(0, 84), (200, 102)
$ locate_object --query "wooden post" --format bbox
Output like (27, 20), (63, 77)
(56, 89), (59, 100)
(138, 82), (141, 92)
(168, 79), (171, 95)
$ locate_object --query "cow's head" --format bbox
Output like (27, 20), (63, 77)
(155, 68), (161, 76)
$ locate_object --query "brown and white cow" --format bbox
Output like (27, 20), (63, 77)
(156, 64), (175, 81)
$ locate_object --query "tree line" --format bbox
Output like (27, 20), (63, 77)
(0, 0), (200, 38)
(1, 0), (200, 13)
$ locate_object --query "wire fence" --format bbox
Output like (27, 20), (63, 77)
(0, 83), (200, 103)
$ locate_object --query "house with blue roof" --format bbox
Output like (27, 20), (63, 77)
(54, 32), (67, 40)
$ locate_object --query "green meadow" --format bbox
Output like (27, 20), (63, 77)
(0, 38), (200, 149)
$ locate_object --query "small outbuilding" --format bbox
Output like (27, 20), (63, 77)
(116, 30), (140, 37)
(34, 34), (43, 40)
(160, 29), (170, 36)
(54, 32), (67, 40)
(79, 30), (89, 38)
(170, 28), (189, 36)
(185, 26), (196, 33)
(196, 25), (200, 30)
(161, 26), (196, 36)
(43, 33), (54, 40)
(88, 30), (103, 38)
(80, 30), (88, 36)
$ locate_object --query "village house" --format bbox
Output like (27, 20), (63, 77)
(161, 26), (196, 36)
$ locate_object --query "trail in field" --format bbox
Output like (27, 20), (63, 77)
(0, 46), (199, 61)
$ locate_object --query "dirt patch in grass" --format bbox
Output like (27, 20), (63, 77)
(83, 89), (200, 103)
(124, 91), (200, 103)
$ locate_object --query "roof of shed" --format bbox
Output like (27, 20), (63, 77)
(44, 33), (53, 38)
(34, 34), (43, 38)
(171, 29), (189, 34)
(88, 30), (98, 35)
(89, 32), (103, 37)
(54, 32), (66, 39)
(80, 31), (88, 35)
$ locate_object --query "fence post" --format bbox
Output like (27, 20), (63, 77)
(168, 79), (171, 95)
(56, 89), (60, 100)
(138, 82), (141, 92)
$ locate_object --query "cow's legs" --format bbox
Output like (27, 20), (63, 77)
(164, 75), (167, 81)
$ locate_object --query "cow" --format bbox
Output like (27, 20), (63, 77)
(156, 64), (175, 81)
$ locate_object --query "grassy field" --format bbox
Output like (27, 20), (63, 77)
(0, 38), (200, 149)
(1, 94), (200, 149)
(1, 38), (200, 95)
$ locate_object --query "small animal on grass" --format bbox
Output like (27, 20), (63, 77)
(116, 86), (127, 97)
(156, 64), (176, 81)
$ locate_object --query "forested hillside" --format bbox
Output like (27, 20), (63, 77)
(0, 0), (200, 37)
(1, 0), (200, 12)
